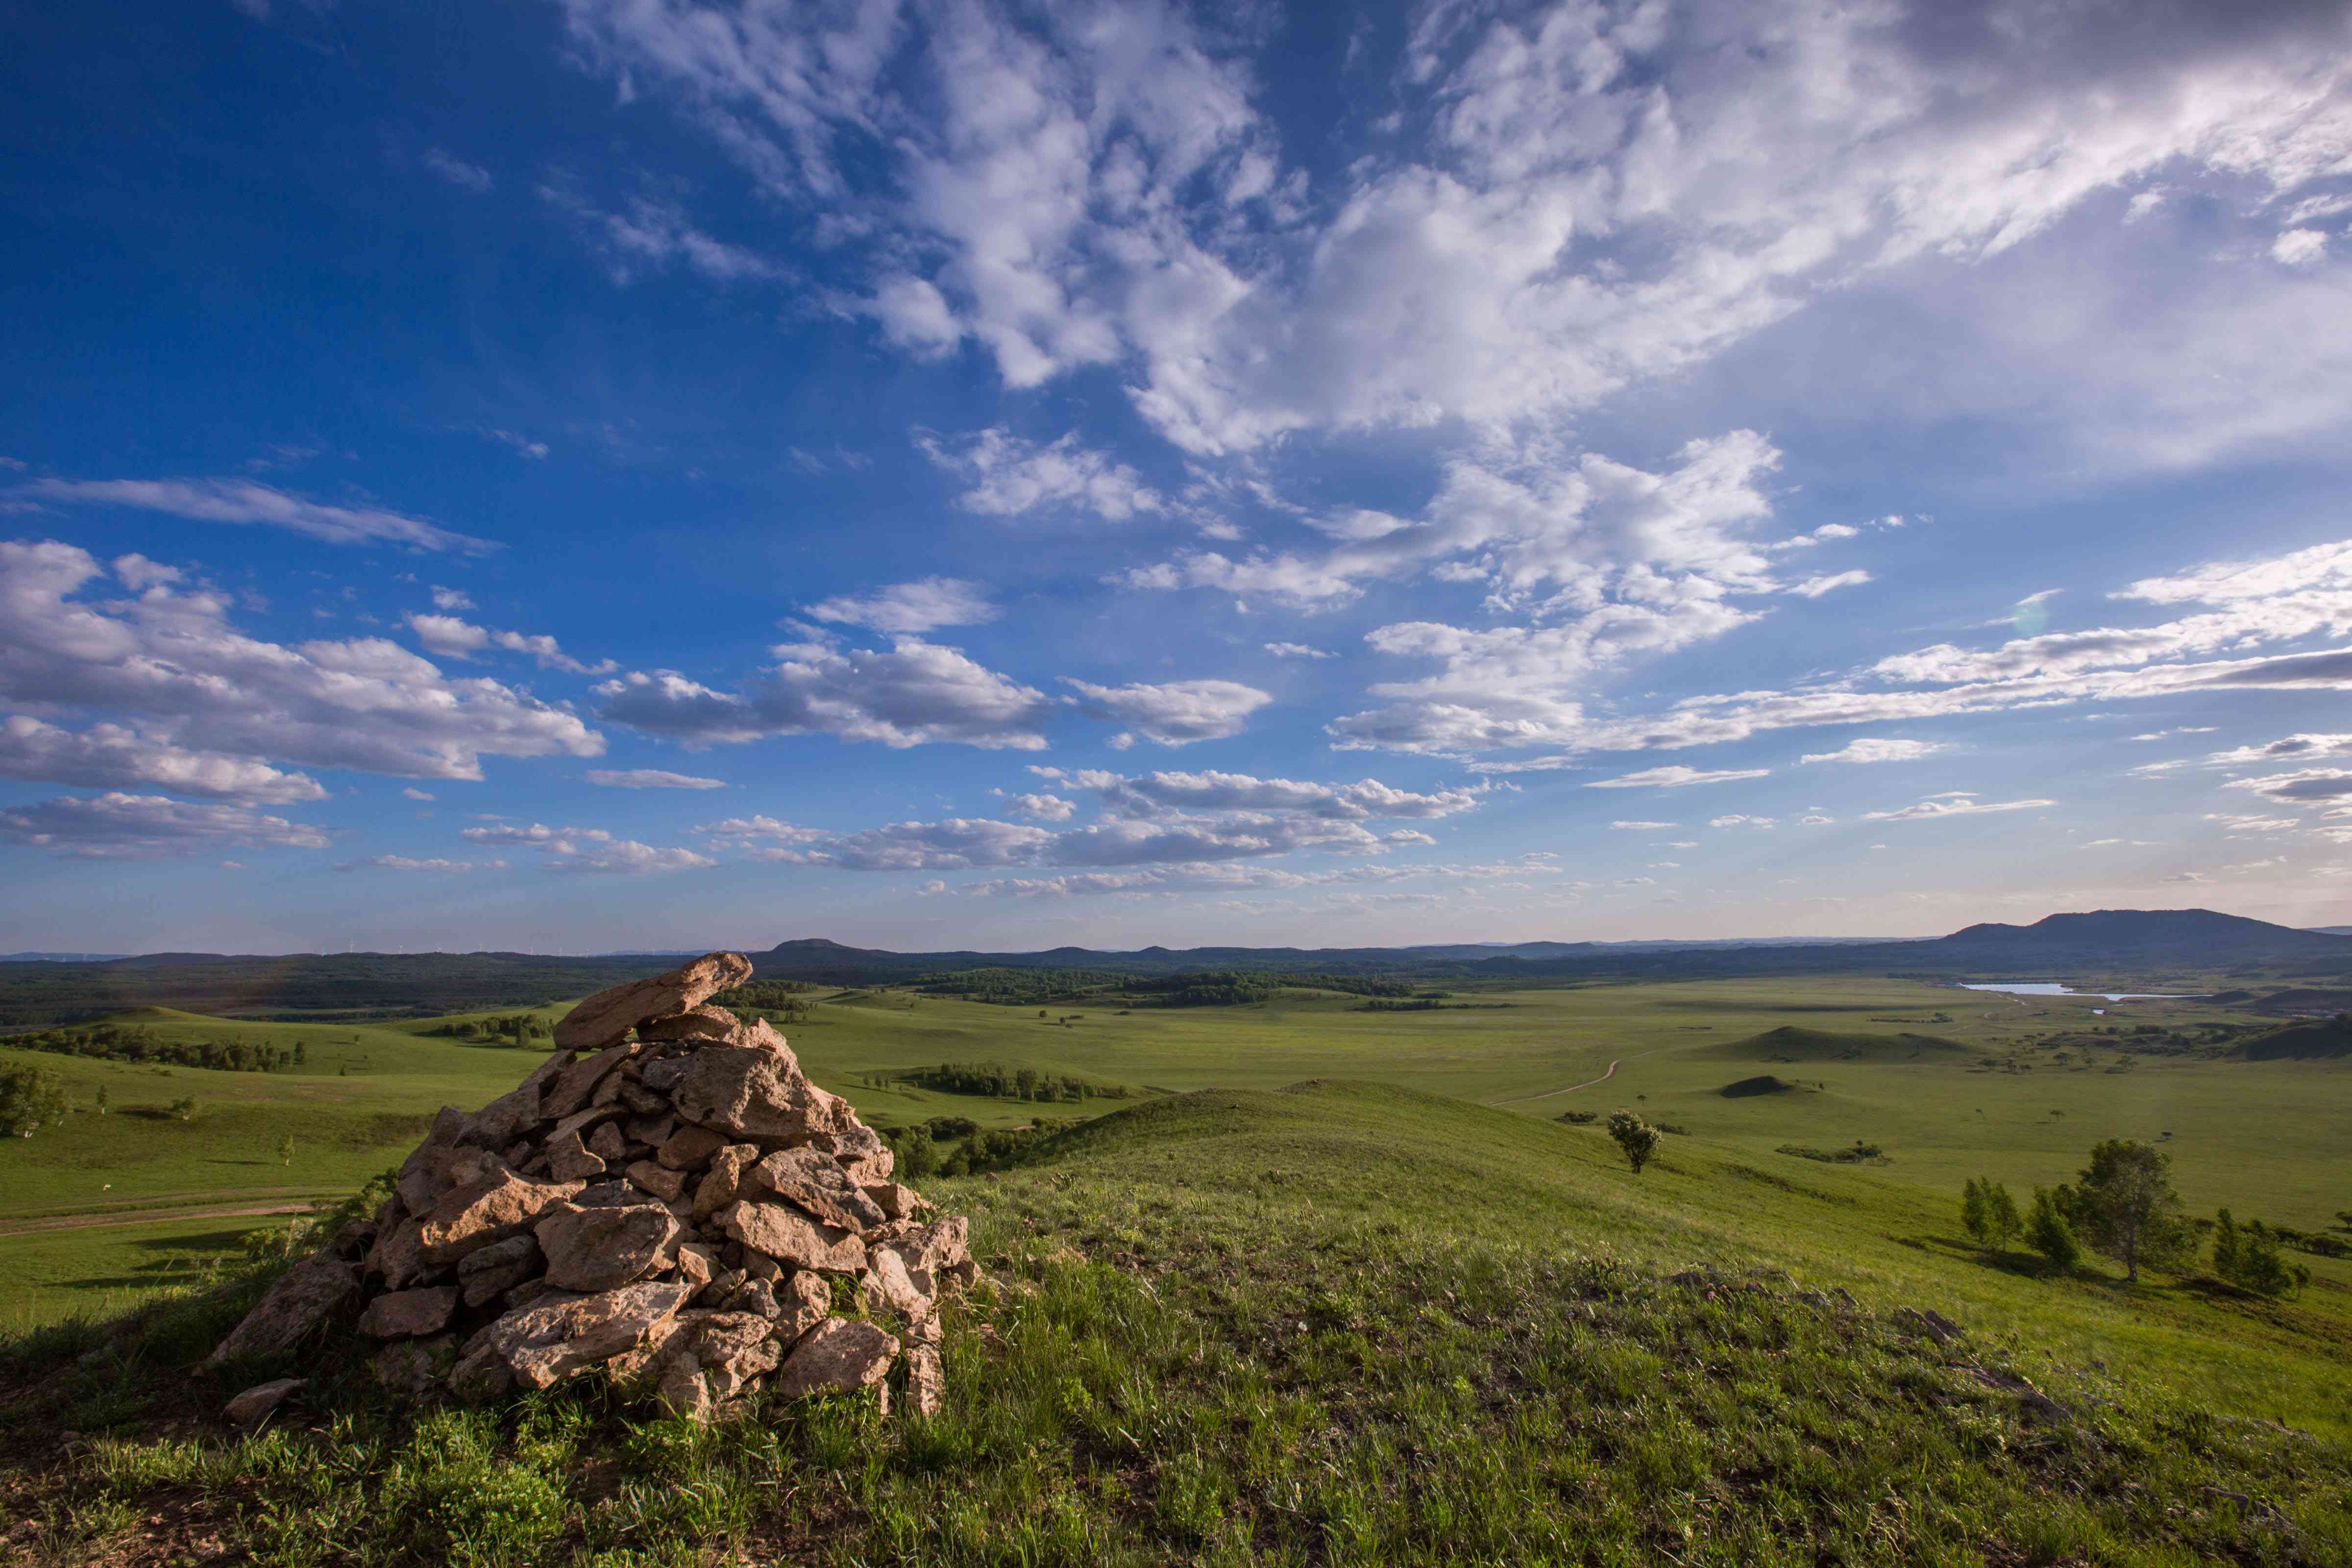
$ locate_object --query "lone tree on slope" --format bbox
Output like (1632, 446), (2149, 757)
(2060, 1139), (2194, 1283)
(1606, 1111), (1661, 1176)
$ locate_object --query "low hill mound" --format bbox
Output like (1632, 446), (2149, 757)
(1720, 1073), (1809, 1097)
(2233, 1018), (2352, 1059)
(1704, 1025), (1978, 1063)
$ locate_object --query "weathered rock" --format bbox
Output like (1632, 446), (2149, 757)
(209, 1253), (361, 1363)
(863, 1182), (931, 1221)
(365, 1217), (430, 1291)
(544, 1128), (606, 1182)
(457, 1234), (543, 1308)
(448, 1281), (694, 1400)
(657, 1124), (729, 1171)
(772, 1318), (898, 1401)
(814, 1123), (895, 1185)
(691, 1144), (763, 1220)
(541, 1043), (634, 1121)
(638, 1054), (692, 1095)
(617, 1080), (667, 1116)
(457, 1049), (567, 1149)
(672, 1046), (855, 1141)
(357, 1286), (460, 1339)
(553, 953), (753, 1052)
(859, 1250), (932, 1323)
(675, 1241), (720, 1292)
(748, 1146), (887, 1231)
(373, 1335), (458, 1398)
(224, 1377), (303, 1427)
(719, 1199), (867, 1274)
(723, 1276), (780, 1320)
(627, 1159), (689, 1202)
(638, 1005), (751, 1046)
(536, 1202), (683, 1293)
(647, 1311), (784, 1423)
(623, 1112), (678, 1147)
(904, 1343), (946, 1418)
(417, 1172), (584, 1267)
(396, 1143), (504, 1218)
(588, 1120), (628, 1163)
(776, 1270), (831, 1341)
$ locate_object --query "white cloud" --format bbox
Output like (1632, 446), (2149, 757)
(485, 430), (549, 460)
(1863, 795), (2055, 822)
(598, 635), (1054, 751)
(1263, 642), (1333, 660)
(2223, 768), (2352, 803)
(1586, 766), (1771, 790)
(0, 792), (329, 858)
(2272, 228), (2329, 267)
(489, 630), (616, 676)
(0, 716), (327, 804)
(806, 577), (996, 635)
(919, 430), (1163, 522)
(559, 0), (2352, 465)
(1608, 819), (1676, 830)
(585, 768), (727, 789)
(338, 855), (482, 873)
(19, 477), (495, 553)
(2206, 733), (2352, 765)
(2126, 760), (2190, 777)
(422, 147), (494, 194)
(402, 787), (435, 801)
(1796, 813), (1834, 826)
(430, 587), (476, 611)
(539, 183), (779, 285)
(407, 613), (490, 659)
(1000, 792), (1075, 822)
(0, 540), (600, 782)
(1061, 679), (1272, 746)
(460, 821), (714, 875)
(1799, 737), (1944, 766)
(1708, 814), (1776, 829)
(2205, 812), (2298, 833)
(1788, 570), (1872, 599)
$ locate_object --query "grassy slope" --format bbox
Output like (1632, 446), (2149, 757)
(6, 976), (2350, 1330)
(3, 1080), (2345, 1566)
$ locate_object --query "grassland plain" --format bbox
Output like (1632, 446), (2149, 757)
(2, 1081), (2346, 1566)
(5, 977), (2348, 1329)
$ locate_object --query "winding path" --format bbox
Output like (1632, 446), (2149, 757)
(0, 1202), (312, 1238)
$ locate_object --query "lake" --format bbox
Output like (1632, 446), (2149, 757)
(1957, 981), (2206, 1001)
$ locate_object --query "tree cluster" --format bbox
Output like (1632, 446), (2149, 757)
(902, 1061), (1130, 1104)
(423, 1013), (551, 1046)
(6, 1021), (304, 1074)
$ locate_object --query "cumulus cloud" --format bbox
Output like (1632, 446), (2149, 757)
(1864, 795), (2055, 822)
(1061, 678), (1272, 746)
(557, 0), (2352, 463)
(585, 768), (727, 789)
(1800, 738), (1943, 766)
(430, 587), (476, 611)
(0, 540), (601, 782)
(407, 613), (490, 659)
(918, 430), (1163, 522)
(1586, 766), (1771, 790)
(0, 791), (330, 858)
(598, 634), (1054, 751)
(19, 477), (494, 553)
(402, 787), (435, 801)
(460, 821), (715, 874)
(2206, 733), (2352, 765)
(1709, 814), (1776, 829)
(805, 578), (996, 635)
(0, 716), (326, 803)
(999, 792), (1075, 822)
(2223, 768), (2352, 803)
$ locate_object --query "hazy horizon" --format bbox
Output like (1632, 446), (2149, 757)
(6, 0), (2351, 953)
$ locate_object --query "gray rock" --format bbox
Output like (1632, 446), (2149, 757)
(691, 1144), (763, 1220)
(416, 1171), (584, 1268)
(536, 1202), (683, 1293)
(588, 1120), (628, 1162)
(772, 1318), (898, 1401)
(224, 1377), (303, 1427)
(748, 1147), (886, 1231)
(553, 953), (753, 1052)
(543, 1129), (606, 1182)
(448, 1281), (693, 1400)
(719, 1199), (867, 1274)
(637, 1005), (753, 1047)
(457, 1234), (543, 1308)
(904, 1343), (946, 1418)
(657, 1125), (729, 1171)
(671, 1040), (858, 1142)
(357, 1286), (460, 1339)
(209, 1253), (360, 1364)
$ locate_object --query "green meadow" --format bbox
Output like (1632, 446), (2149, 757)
(4, 974), (2348, 1434)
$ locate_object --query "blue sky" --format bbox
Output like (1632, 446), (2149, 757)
(4, 0), (2351, 955)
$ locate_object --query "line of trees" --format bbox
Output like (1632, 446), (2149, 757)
(1960, 1140), (2311, 1297)
(422, 1013), (551, 1046)
(902, 1061), (1132, 1104)
(6, 1022), (305, 1074)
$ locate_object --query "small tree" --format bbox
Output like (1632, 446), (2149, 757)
(277, 1133), (295, 1167)
(1985, 1180), (2022, 1250)
(170, 1096), (199, 1122)
(1961, 1177), (1991, 1245)
(2214, 1212), (2311, 1298)
(0, 1066), (68, 1138)
(2026, 1186), (2080, 1270)
(2067, 1139), (2193, 1283)
(1605, 1111), (1661, 1176)
(95, 1084), (110, 1116)
(2212, 1207), (2242, 1279)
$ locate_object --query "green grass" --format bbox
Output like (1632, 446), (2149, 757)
(3, 1080), (2346, 1565)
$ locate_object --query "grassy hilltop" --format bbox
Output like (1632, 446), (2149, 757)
(2, 969), (2349, 1562)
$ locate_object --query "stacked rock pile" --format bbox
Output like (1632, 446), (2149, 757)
(207, 953), (973, 1423)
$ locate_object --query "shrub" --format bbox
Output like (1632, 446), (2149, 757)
(1605, 1112), (1660, 1176)
(2026, 1186), (2081, 1271)
(0, 1064), (67, 1137)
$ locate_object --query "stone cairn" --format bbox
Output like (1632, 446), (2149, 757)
(206, 953), (973, 1424)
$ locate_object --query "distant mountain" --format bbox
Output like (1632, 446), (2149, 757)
(2307, 926), (2352, 937)
(1919, 909), (2352, 964)
(0, 952), (128, 963)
